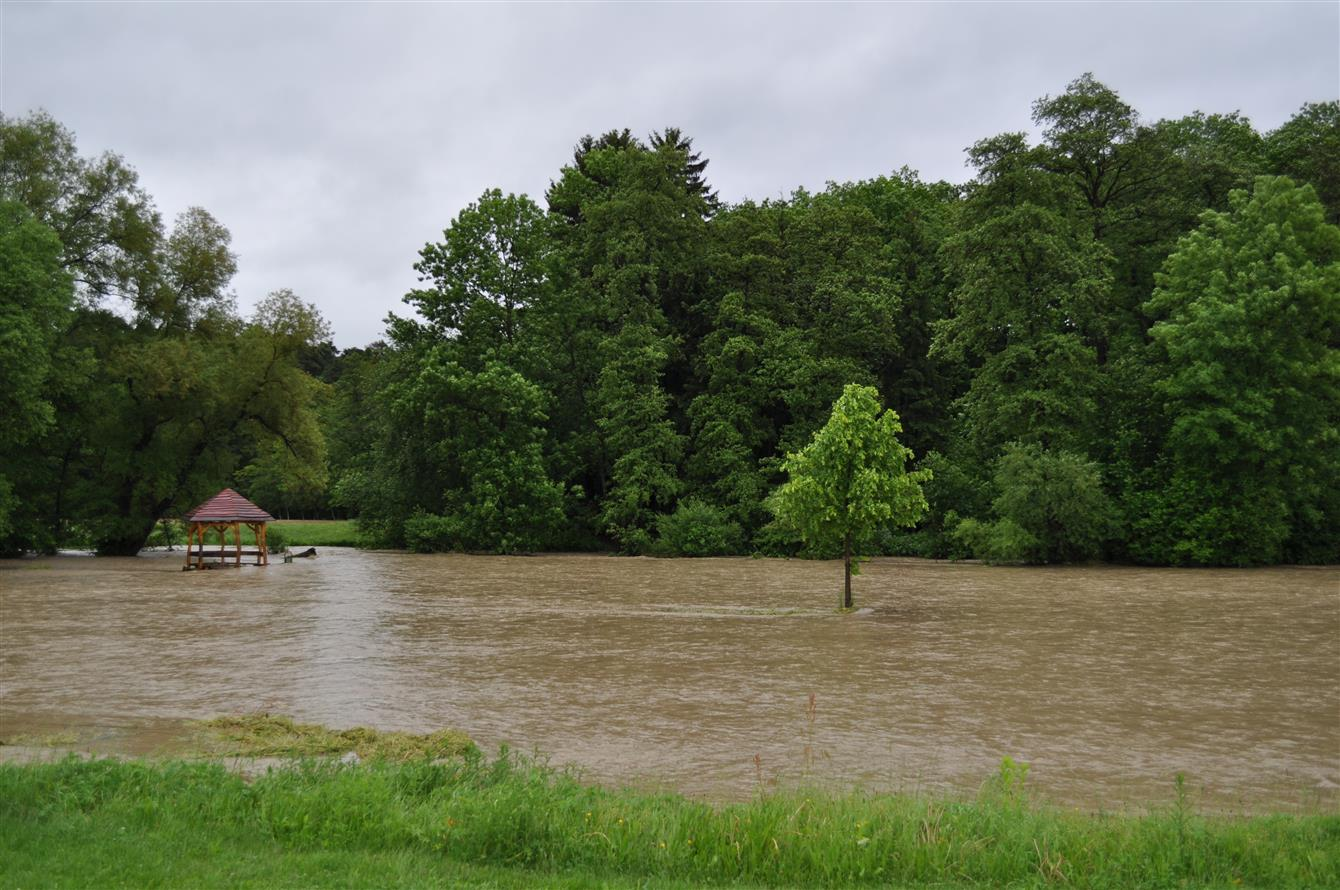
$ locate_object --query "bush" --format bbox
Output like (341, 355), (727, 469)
(653, 499), (743, 557)
(993, 444), (1114, 562)
(952, 517), (1039, 564)
(954, 445), (1115, 564)
(264, 526), (288, 553)
(402, 512), (464, 553)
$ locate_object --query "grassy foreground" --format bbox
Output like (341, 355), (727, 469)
(2, 749), (1336, 889)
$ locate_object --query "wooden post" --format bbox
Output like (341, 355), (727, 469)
(233, 521), (241, 566)
(260, 523), (268, 565)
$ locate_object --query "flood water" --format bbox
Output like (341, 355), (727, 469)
(2, 550), (1336, 811)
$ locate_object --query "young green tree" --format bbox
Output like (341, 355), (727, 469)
(768, 384), (931, 609)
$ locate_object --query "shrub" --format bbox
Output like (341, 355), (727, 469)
(993, 444), (1114, 562)
(145, 519), (186, 550)
(954, 445), (1115, 564)
(264, 527), (288, 553)
(653, 498), (743, 557)
(952, 516), (1038, 564)
(402, 512), (464, 553)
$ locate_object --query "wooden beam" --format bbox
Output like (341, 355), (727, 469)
(185, 549), (266, 557)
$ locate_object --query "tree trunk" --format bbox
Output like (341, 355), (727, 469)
(843, 535), (853, 609)
(94, 515), (159, 556)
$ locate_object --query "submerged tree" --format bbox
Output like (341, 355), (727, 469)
(768, 384), (930, 609)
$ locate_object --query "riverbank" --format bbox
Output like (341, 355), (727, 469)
(3, 746), (1335, 889)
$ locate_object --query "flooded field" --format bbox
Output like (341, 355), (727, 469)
(2, 550), (1336, 811)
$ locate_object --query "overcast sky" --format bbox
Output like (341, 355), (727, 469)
(4, 2), (1337, 347)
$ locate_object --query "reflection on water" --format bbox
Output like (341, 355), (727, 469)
(2, 550), (1336, 810)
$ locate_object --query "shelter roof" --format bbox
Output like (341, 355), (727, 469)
(183, 488), (274, 523)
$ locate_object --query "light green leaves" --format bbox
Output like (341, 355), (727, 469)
(769, 384), (930, 598)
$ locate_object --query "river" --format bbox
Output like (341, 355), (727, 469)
(1, 550), (1336, 811)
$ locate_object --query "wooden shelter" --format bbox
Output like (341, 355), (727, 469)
(182, 488), (274, 570)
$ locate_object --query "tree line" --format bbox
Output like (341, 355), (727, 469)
(2, 75), (1336, 564)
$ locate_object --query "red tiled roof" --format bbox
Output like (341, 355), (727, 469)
(183, 488), (274, 522)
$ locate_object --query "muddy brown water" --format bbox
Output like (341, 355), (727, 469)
(2, 550), (1336, 811)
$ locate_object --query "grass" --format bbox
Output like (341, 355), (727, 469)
(189, 713), (475, 761)
(2, 745), (1336, 889)
(170, 519), (363, 551)
(268, 519), (363, 547)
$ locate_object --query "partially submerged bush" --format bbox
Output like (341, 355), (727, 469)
(952, 517), (1038, 565)
(952, 444), (1115, 564)
(653, 498), (743, 556)
(402, 511), (464, 553)
(264, 526), (288, 553)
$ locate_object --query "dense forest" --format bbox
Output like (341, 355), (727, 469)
(2, 75), (1336, 564)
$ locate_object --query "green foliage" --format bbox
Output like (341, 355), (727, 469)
(936, 200), (1111, 459)
(952, 516), (1038, 565)
(402, 511), (462, 553)
(263, 526), (288, 554)
(594, 324), (685, 553)
(992, 444), (1115, 563)
(652, 498), (743, 557)
(4, 755), (1337, 889)
(362, 354), (564, 553)
(6, 84), (1338, 566)
(0, 110), (161, 304)
(911, 451), (990, 558)
(769, 384), (930, 605)
(406, 189), (549, 353)
(955, 445), (1114, 564)
(1137, 176), (1340, 565)
(1266, 101), (1340, 224)
(0, 113), (331, 556)
(0, 202), (73, 549)
(144, 519), (185, 550)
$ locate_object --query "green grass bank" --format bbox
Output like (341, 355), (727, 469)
(2, 750), (1335, 889)
(267, 519), (362, 548)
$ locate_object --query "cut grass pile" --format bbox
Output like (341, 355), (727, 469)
(190, 714), (475, 761)
(2, 744), (1336, 888)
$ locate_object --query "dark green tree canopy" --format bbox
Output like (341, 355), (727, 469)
(6, 80), (1337, 567)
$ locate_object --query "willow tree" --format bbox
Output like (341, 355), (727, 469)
(769, 384), (931, 609)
